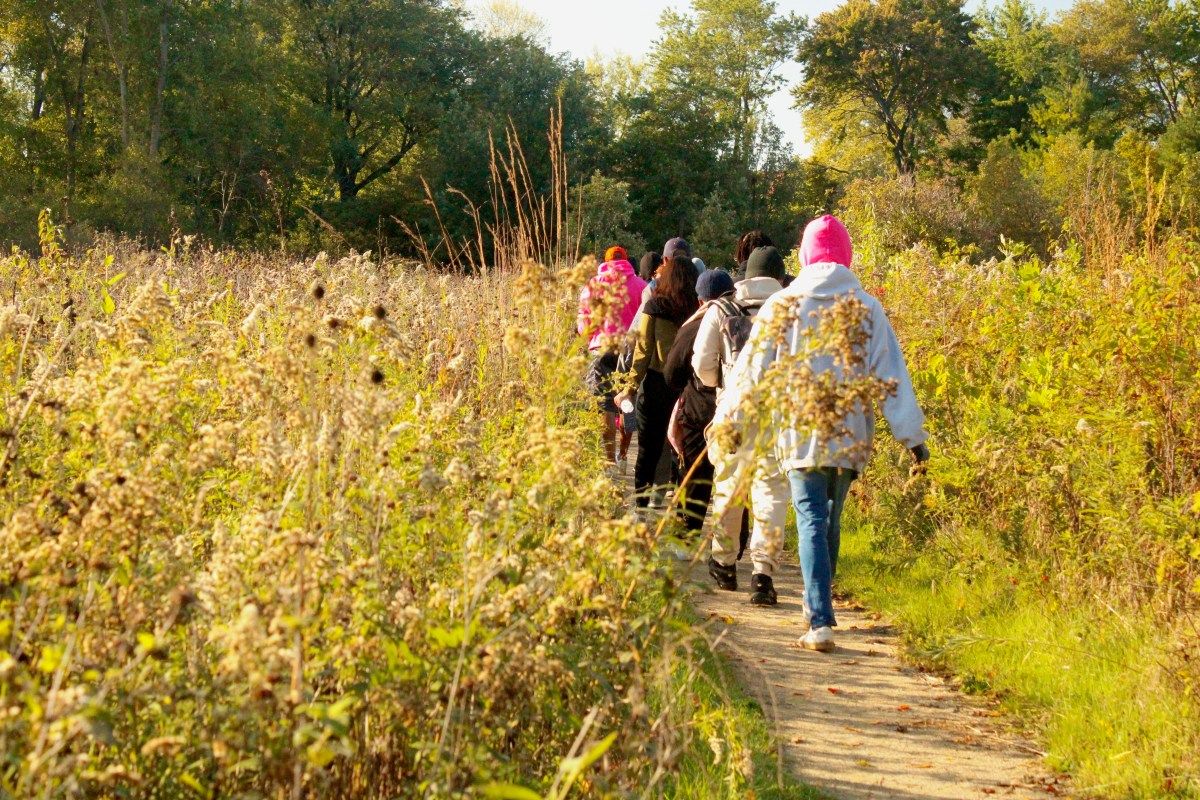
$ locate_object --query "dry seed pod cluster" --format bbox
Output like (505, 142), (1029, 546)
(0, 243), (772, 798)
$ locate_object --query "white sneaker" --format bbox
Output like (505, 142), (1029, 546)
(801, 626), (835, 652)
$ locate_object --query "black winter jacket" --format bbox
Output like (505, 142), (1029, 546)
(662, 313), (716, 459)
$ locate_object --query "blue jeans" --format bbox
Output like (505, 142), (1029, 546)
(788, 468), (857, 629)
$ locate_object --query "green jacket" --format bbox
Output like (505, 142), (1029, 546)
(632, 297), (687, 387)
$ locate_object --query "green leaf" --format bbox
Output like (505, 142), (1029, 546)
(478, 782), (542, 800)
(102, 289), (116, 315)
(305, 742), (339, 768)
(556, 732), (617, 793)
(37, 644), (63, 674)
(427, 624), (465, 649)
(178, 772), (206, 795)
(105, 271), (127, 287)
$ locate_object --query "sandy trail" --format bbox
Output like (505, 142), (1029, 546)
(688, 559), (1066, 800)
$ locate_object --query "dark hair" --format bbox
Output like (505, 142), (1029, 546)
(638, 251), (661, 281)
(734, 230), (775, 266)
(653, 254), (700, 320)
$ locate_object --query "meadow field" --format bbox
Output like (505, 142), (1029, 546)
(1, 203), (1198, 798)
(0, 227), (831, 799)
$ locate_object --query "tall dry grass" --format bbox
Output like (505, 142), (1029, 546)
(0, 217), (799, 798)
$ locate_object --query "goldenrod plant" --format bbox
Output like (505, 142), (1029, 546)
(0, 223), (814, 798)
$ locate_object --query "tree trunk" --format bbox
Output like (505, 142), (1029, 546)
(31, 69), (46, 120)
(95, 0), (130, 149)
(148, 3), (169, 157)
(65, 33), (94, 202)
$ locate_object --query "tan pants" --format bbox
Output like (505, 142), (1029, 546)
(710, 458), (790, 576)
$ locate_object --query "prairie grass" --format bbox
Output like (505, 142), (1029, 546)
(837, 216), (1200, 797)
(0, 226), (802, 798)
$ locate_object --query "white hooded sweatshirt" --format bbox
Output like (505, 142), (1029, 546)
(691, 276), (783, 391)
(712, 262), (928, 472)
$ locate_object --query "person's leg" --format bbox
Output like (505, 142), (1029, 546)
(602, 411), (618, 462)
(709, 468), (744, 566)
(678, 447), (714, 533)
(619, 426), (633, 462)
(748, 462), (790, 577)
(788, 468), (836, 629)
(826, 468), (856, 581)
(633, 375), (670, 506)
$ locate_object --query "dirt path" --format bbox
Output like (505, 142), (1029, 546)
(689, 559), (1065, 800)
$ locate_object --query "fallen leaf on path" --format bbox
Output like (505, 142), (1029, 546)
(897, 704), (912, 712)
(895, 725), (909, 733)
(855, 758), (872, 768)
(827, 687), (841, 695)
(791, 736), (807, 744)
(843, 726), (865, 733)
(913, 763), (934, 769)
(982, 789), (997, 795)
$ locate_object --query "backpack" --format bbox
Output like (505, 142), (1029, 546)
(712, 297), (754, 389)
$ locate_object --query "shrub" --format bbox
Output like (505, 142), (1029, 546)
(844, 231), (1200, 796)
(0, 238), (769, 797)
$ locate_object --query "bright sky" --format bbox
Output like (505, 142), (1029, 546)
(465, 0), (1077, 155)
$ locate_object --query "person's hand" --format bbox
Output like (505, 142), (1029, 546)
(614, 389), (633, 411)
(910, 443), (930, 477)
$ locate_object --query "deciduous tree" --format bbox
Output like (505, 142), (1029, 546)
(796, 0), (979, 176)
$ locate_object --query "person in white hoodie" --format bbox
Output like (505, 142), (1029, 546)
(694, 246), (789, 604)
(713, 215), (930, 652)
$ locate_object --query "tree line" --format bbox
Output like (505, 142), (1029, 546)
(1, 0), (1197, 262)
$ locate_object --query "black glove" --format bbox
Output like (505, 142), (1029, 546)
(910, 443), (930, 477)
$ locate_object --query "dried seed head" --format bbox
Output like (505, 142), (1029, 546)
(326, 316), (342, 330)
(370, 368), (385, 385)
(373, 305), (388, 320)
(311, 282), (326, 300)
(304, 333), (317, 348)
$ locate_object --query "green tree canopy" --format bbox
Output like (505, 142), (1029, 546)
(796, 0), (980, 176)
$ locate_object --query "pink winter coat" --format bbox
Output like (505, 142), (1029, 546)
(577, 259), (648, 352)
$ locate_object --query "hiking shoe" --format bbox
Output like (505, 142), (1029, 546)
(801, 626), (835, 652)
(749, 574), (778, 606)
(708, 558), (738, 591)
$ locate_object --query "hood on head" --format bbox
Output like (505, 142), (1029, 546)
(735, 276), (782, 303)
(799, 215), (853, 268)
(597, 258), (637, 279)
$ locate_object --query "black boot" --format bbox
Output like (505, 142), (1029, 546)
(707, 557), (738, 591)
(749, 573), (778, 606)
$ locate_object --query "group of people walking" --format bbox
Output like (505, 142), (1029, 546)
(577, 215), (930, 653)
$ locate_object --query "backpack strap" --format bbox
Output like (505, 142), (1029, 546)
(712, 296), (749, 320)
